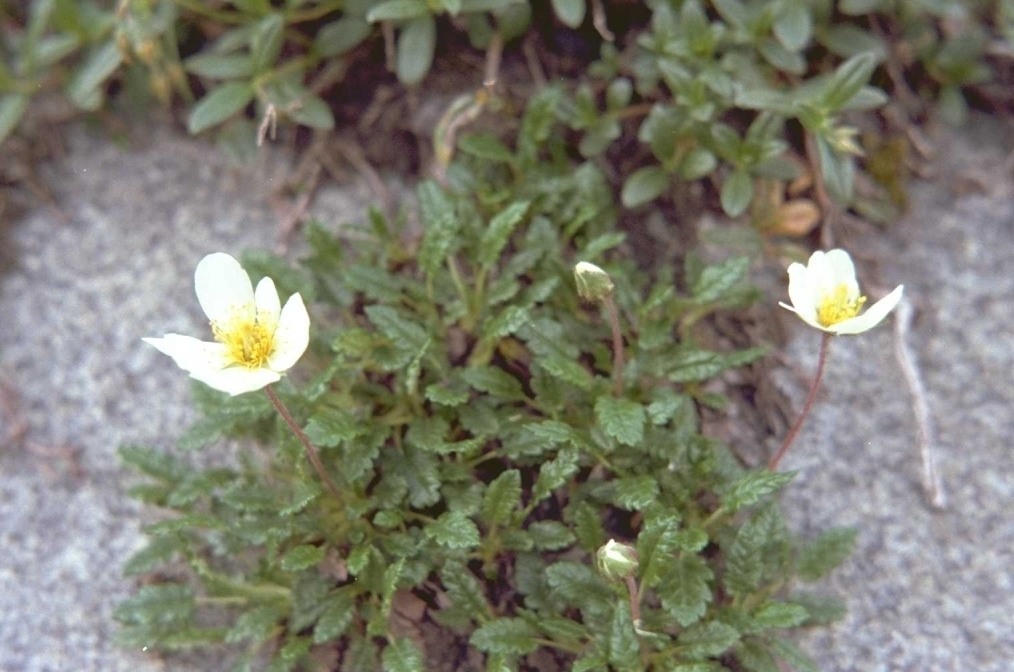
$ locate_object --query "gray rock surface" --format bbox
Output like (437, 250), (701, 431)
(0, 118), (1011, 672)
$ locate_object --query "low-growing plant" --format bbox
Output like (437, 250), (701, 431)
(119, 93), (861, 672)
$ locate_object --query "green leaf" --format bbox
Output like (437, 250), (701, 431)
(735, 640), (779, 672)
(188, 82), (255, 134)
(185, 53), (254, 79)
(114, 585), (194, 629)
(692, 256), (749, 304)
(769, 637), (819, 672)
(119, 445), (186, 482)
(366, 305), (430, 353)
(226, 605), (285, 643)
(533, 447), (579, 502)
(595, 396), (645, 447)
(281, 544), (325, 572)
(676, 621), (740, 660)
(720, 170), (754, 217)
(551, 0), (585, 28)
(460, 366), (525, 400)
(720, 470), (795, 512)
(658, 554), (713, 627)
(537, 354), (593, 390)
(425, 383), (470, 407)
(286, 93), (335, 130)
(383, 638), (424, 672)
(581, 232), (626, 259)
(479, 200), (530, 269)
(396, 15), (436, 85)
(752, 601), (809, 629)
(457, 133), (515, 163)
(572, 502), (605, 552)
(305, 408), (361, 448)
(481, 469), (522, 526)
(367, 0), (429, 22)
(67, 41), (122, 111)
(665, 347), (766, 383)
(250, 13), (285, 74)
(406, 416), (449, 452)
(470, 618), (540, 655)
(678, 147), (718, 181)
(426, 511), (480, 549)
(123, 535), (184, 576)
(483, 305), (530, 340)
(608, 600), (640, 669)
(441, 561), (490, 621)
(819, 52), (878, 112)
(773, 3), (811, 52)
(816, 135), (854, 204)
(797, 527), (857, 581)
(0, 95), (29, 145)
(315, 17), (373, 57)
(417, 181), (459, 276)
(612, 476), (659, 511)
(545, 562), (613, 611)
(621, 165), (669, 208)
(528, 521), (575, 551)
(342, 637), (380, 672)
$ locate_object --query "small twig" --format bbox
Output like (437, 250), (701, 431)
(276, 160), (322, 253)
(333, 135), (394, 216)
(257, 104), (278, 147)
(892, 297), (946, 509)
(484, 31), (503, 90)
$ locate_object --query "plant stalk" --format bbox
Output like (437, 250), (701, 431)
(265, 385), (342, 503)
(768, 332), (832, 470)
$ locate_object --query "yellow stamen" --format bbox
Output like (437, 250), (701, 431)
(212, 309), (276, 369)
(816, 284), (866, 327)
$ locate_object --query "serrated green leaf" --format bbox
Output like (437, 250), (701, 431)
(460, 366), (525, 400)
(538, 354), (593, 390)
(426, 511), (480, 549)
(720, 170), (754, 217)
(405, 416), (449, 452)
(123, 534), (185, 576)
(769, 636), (819, 672)
(798, 527), (857, 581)
(314, 590), (356, 643)
(266, 637), (312, 672)
(735, 639), (779, 672)
(752, 601), (809, 630)
(396, 14), (436, 84)
(692, 256), (749, 304)
(544, 561), (613, 611)
(417, 181), (459, 276)
(723, 506), (780, 597)
(315, 16), (372, 57)
(441, 560), (490, 621)
(368, 0), (429, 22)
(581, 231), (626, 259)
(114, 585), (194, 628)
(342, 637), (379, 672)
(281, 544), (325, 572)
(658, 554), (713, 627)
(612, 475), (659, 511)
(621, 165), (669, 208)
(721, 470), (795, 512)
(676, 621), (740, 660)
(665, 347), (765, 383)
(481, 469), (521, 526)
(479, 200), (530, 269)
(470, 618), (540, 655)
(789, 591), (847, 625)
(595, 396), (645, 447)
(425, 382), (470, 406)
(528, 521), (575, 551)
(119, 445), (187, 482)
(188, 82), (255, 134)
(572, 502), (605, 552)
(383, 638), (424, 672)
(347, 546), (373, 576)
(392, 446), (441, 508)
(226, 605), (285, 644)
(366, 305), (430, 353)
(608, 600), (639, 669)
(533, 447), (579, 501)
(483, 305), (529, 340)
(305, 408), (361, 448)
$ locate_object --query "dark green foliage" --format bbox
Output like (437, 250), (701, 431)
(117, 90), (856, 670)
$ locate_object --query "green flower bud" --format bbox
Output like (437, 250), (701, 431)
(574, 261), (614, 302)
(596, 539), (638, 582)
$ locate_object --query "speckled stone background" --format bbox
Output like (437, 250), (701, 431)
(1, 117), (1011, 672)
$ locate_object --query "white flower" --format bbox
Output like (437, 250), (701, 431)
(144, 253), (310, 395)
(779, 249), (903, 335)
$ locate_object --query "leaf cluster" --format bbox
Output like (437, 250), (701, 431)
(119, 95), (855, 672)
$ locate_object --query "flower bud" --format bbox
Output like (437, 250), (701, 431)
(596, 539), (638, 582)
(574, 261), (614, 302)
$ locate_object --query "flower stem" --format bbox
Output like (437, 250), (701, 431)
(265, 385), (342, 504)
(603, 294), (625, 397)
(768, 332), (832, 471)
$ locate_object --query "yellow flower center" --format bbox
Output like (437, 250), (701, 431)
(212, 310), (276, 369)
(816, 284), (866, 327)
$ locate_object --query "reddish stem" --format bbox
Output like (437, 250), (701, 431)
(768, 332), (832, 471)
(265, 385), (342, 503)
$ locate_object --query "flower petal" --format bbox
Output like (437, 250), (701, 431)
(255, 276), (281, 326)
(268, 292), (310, 373)
(805, 250), (835, 295)
(828, 284), (904, 335)
(189, 365), (281, 396)
(143, 334), (231, 375)
(786, 262), (817, 321)
(195, 253), (254, 324)
(824, 248), (860, 299)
